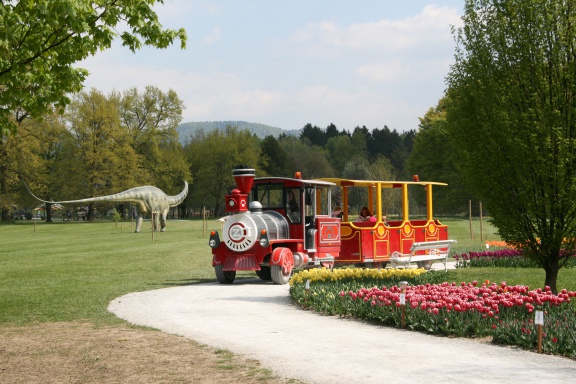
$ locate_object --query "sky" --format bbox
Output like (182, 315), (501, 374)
(80, 1), (464, 133)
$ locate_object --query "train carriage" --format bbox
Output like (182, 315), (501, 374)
(209, 168), (449, 284)
(318, 177), (449, 269)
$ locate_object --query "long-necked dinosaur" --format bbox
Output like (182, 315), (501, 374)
(27, 182), (188, 233)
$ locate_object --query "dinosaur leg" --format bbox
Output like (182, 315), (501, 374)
(135, 215), (143, 233)
(160, 209), (168, 232)
(135, 204), (148, 233)
(150, 212), (158, 232)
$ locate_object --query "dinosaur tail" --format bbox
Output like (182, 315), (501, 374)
(25, 184), (152, 206)
(167, 181), (189, 206)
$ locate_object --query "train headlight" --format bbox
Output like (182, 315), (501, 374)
(209, 231), (220, 248)
(259, 230), (269, 248)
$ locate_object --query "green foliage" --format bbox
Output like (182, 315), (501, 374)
(368, 156), (399, 215)
(446, 0), (576, 292)
(3, 86), (190, 223)
(279, 136), (333, 179)
(111, 208), (122, 223)
(0, 0), (187, 136)
(184, 126), (263, 215)
(325, 135), (355, 175)
(408, 98), (473, 214)
(62, 88), (140, 214)
(115, 85), (189, 191)
(299, 123), (326, 147)
(0, 118), (47, 220)
(259, 135), (291, 177)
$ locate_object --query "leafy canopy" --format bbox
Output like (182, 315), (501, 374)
(446, 0), (576, 292)
(0, 0), (187, 135)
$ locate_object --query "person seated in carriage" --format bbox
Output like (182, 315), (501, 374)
(356, 206), (373, 222)
(331, 206), (343, 219)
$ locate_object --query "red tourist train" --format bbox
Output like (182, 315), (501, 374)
(209, 168), (450, 284)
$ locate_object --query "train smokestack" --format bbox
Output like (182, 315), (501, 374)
(233, 168), (255, 194)
(225, 168), (255, 213)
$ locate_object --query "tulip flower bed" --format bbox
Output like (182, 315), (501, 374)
(454, 249), (576, 268)
(454, 249), (536, 268)
(289, 268), (576, 358)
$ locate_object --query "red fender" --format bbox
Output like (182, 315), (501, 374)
(212, 253), (224, 266)
(270, 247), (294, 274)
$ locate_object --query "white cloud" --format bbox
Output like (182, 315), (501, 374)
(202, 26), (221, 45)
(356, 60), (410, 83)
(79, 3), (462, 132)
(290, 5), (460, 52)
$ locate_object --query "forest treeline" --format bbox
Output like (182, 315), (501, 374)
(0, 86), (473, 222)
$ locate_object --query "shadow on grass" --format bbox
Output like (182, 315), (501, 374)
(158, 276), (272, 287)
(158, 278), (215, 286)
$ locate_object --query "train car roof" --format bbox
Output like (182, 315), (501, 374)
(316, 178), (447, 188)
(253, 177), (335, 187)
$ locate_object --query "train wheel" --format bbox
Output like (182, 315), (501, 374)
(256, 266), (272, 281)
(271, 265), (291, 285)
(215, 265), (236, 284)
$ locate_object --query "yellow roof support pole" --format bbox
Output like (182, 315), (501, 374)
(402, 184), (409, 222)
(427, 184), (433, 221)
(343, 187), (349, 221)
(368, 186), (374, 216)
(376, 183), (382, 222)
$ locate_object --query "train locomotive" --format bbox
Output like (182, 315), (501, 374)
(209, 168), (449, 284)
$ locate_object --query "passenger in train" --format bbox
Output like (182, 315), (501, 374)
(356, 206), (372, 222)
(286, 189), (300, 222)
(331, 206), (343, 219)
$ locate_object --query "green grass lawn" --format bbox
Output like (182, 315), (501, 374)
(0, 219), (253, 326)
(1, 217), (574, 327)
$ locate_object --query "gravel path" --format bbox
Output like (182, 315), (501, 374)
(108, 276), (576, 384)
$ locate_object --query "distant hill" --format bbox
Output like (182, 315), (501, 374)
(176, 121), (300, 143)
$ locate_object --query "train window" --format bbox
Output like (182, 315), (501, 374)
(253, 183), (283, 209)
(316, 187), (330, 216)
(304, 187), (315, 217)
(286, 188), (301, 223)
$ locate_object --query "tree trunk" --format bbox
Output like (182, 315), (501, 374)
(1, 207), (9, 222)
(543, 258), (560, 294)
(87, 203), (95, 222)
(0, 177), (8, 222)
(45, 202), (53, 223)
(118, 203), (126, 219)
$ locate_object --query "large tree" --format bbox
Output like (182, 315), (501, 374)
(0, 0), (186, 136)
(446, 0), (576, 292)
(0, 118), (45, 221)
(325, 135), (356, 177)
(184, 126), (262, 217)
(299, 123), (326, 148)
(259, 135), (290, 177)
(408, 98), (473, 215)
(63, 88), (140, 221)
(279, 136), (334, 179)
(115, 86), (187, 189)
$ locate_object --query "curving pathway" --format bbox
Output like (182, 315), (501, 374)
(108, 278), (576, 384)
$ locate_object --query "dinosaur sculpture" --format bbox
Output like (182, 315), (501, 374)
(28, 182), (188, 233)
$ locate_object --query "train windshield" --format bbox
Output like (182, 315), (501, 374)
(252, 183), (283, 209)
